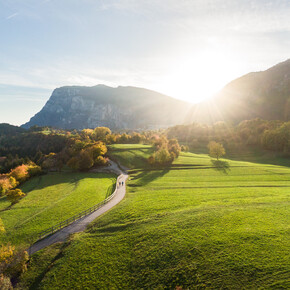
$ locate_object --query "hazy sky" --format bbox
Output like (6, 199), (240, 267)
(1, 0), (290, 125)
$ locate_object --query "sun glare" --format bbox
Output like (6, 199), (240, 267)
(162, 51), (242, 103)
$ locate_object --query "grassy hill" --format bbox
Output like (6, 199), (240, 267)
(108, 144), (153, 169)
(0, 172), (116, 248)
(18, 146), (290, 289)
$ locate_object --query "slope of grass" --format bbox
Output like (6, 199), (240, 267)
(19, 149), (290, 289)
(108, 144), (153, 169)
(0, 172), (116, 248)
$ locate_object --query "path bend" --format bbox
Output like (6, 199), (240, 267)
(28, 161), (128, 255)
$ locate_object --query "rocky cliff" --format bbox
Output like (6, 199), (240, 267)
(22, 85), (192, 130)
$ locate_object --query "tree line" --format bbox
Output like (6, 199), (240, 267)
(167, 119), (290, 156)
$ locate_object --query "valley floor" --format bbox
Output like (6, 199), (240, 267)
(18, 147), (290, 289)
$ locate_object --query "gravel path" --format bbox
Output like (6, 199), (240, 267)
(28, 161), (128, 255)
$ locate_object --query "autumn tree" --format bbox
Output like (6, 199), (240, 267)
(6, 189), (26, 205)
(9, 164), (29, 183)
(94, 127), (112, 141)
(207, 141), (226, 160)
(78, 150), (94, 170)
(0, 243), (29, 285)
(168, 139), (181, 158)
(0, 176), (18, 196)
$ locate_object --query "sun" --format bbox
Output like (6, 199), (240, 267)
(161, 51), (242, 103)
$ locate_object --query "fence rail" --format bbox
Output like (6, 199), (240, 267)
(36, 174), (123, 241)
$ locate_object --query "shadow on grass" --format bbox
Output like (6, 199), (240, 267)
(105, 178), (117, 198)
(211, 160), (231, 175)
(21, 172), (114, 193)
(27, 242), (67, 290)
(109, 146), (152, 152)
(131, 168), (170, 186)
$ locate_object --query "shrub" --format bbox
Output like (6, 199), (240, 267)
(0, 176), (18, 196)
(9, 165), (29, 183)
(6, 189), (26, 205)
(0, 244), (29, 279)
(27, 164), (42, 177)
(94, 156), (108, 166)
(181, 145), (189, 152)
(148, 148), (174, 166)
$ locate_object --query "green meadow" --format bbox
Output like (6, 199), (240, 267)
(0, 172), (116, 248)
(108, 144), (153, 168)
(19, 146), (290, 289)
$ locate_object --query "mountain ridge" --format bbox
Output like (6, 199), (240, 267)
(22, 59), (290, 130)
(22, 85), (192, 130)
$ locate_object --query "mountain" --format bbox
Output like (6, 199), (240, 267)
(22, 59), (290, 130)
(0, 123), (26, 136)
(186, 59), (290, 124)
(22, 85), (192, 130)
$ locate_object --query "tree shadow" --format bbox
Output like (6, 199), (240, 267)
(130, 168), (170, 186)
(211, 160), (231, 175)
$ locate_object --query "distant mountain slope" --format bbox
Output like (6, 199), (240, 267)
(0, 123), (26, 136)
(22, 85), (192, 130)
(186, 59), (290, 124)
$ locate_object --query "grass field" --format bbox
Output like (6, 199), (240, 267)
(0, 172), (116, 248)
(108, 144), (153, 168)
(18, 147), (290, 289)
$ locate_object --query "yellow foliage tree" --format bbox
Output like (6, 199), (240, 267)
(6, 189), (26, 205)
(207, 141), (226, 160)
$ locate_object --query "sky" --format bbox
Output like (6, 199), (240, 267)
(0, 0), (290, 125)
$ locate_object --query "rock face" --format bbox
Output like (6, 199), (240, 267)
(186, 59), (290, 124)
(22, 85), (192, 130)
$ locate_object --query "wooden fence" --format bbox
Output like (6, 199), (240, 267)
(36, 174), (122, 241)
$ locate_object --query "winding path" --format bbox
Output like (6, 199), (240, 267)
(28, 161), (128, 255)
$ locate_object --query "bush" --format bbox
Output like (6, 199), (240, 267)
(148, 148), (174, 166)
(181, 145), (189, 152)
(9, 165), (29, 183)
(0, 176), (18, 196)
(94, 156), (108, 166)
(6, 189), (26, 205)
(27, 164), (42, 177)
(0, 244), (29, 280)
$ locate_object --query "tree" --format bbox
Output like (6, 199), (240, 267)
(0, 243), (29, 284)
(27, 164), (42, 177)
(93, 127), (111, 141)
(94, 156), (108, 166)
(9, 165), (29, 183)
(67, 157), (79, 170)
(6, 189), (26, 205)
(207, 141), (225, 160)
(168, 139), (181, 158)
(148, 148), (173, 166)
(78, 151), (94, 171)
(0, 176), (18, 196)
(88, 143), (107, 159)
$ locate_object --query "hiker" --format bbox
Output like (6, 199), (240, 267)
(119, 181), (121, 187)
(122, 181), (124, 186)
